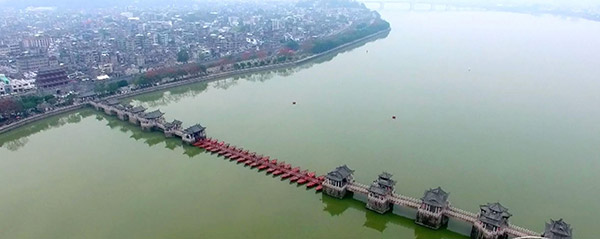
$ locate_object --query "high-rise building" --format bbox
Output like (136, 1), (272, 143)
(17, 55), (49, 72)
(22, 37), (53, 49)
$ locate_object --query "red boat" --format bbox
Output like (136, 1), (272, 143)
(317, 176), (325, 181)
(266, 168), (276, 174)
(281, 173), (291, 179)
(258, 165), (268, 170)
(307, 172), (315, 177)
(291, 167), (300, 172)
(306, 182), (317, 188)
(230, 155), (240, 160)
(262, 156), (270, 161)
(250, 162), (260, 168)
(290, 176), (299, 182)
(244, 160), (253, 165)
(273, 170), (283, 176)
(270, 159), (278, 164)
(315, 185), (323, 191)
(192, 142), (204, 147)
(224, 153), (232, 158)
(237, 158), (246, 163)
(297, 178), (307, 185)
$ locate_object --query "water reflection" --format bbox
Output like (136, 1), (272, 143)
(0, 31), (389, 152)
(0, 109), (97, 151)
(320, 194), (465, 238)
(93, 113), (203, 158)
(131, 31), (390, 108)
(128, 82), (210, 108)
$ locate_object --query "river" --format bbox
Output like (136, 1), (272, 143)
(1, 10), (599, 239)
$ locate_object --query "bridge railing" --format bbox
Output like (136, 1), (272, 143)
(507, 225), (540, 237)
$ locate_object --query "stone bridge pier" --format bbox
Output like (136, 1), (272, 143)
(322, 165), (355, 199)
(366, 172), (396, 214)
(415, 187), (450, 229)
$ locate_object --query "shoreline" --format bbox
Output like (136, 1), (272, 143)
(0, 27), (390, 135)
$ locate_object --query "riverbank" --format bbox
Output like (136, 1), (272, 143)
(0, 27), (390, 135)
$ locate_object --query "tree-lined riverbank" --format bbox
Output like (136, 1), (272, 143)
(0, 26), (390, 134)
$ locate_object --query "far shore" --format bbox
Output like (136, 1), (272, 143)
(0, 27), (391, 135)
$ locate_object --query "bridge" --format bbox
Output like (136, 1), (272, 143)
(90, 99), (572, 239)
(344, 181), (541, 238)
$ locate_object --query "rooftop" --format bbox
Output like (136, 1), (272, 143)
(544, 219), (573, 238)
(184, 124), (206, 134)
(141, 110), (164, 119)
(0, 74), (9, 84)
(130, 106), (146, 114)
(376, 172), (396, 188)
(368, 182), (388, 196)
(478, 202), (512, 227)
(421, 187), (449, 208)
(326, 165), (354, 182)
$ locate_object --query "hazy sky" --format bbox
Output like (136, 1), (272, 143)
(0, 0), (597, 9)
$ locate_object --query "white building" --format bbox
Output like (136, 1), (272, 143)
(0, 82), (7, 95)
(99, 63), (113, 74)
(10, 78), (36, 93)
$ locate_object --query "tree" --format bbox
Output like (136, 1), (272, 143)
(0, 98), (22, 115)
(117, 80), (128, 88)
(285, 40), (300, 51)
(94, 83), (107, 94)
(177, 49), (190, 63)
(107, 82), (119, 93)
(19, 96), (44, 110)
(199, 64), (207, 73)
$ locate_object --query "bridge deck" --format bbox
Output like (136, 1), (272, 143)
(90, 101), (542, 238)
(344, 182), (539, 237)
(194, 138), (325, 190)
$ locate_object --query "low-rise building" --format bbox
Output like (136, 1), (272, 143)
(36, 67), (69, 88)
(0, 82), (7, 95)
(9, 78), (36, 93)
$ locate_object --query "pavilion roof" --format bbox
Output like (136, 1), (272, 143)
(544, 219), (572, 238)
(130, 106), (146, 114)
(141, 110), (164, 119)
(184, 124), (206, 134)
(478, 202), (512, 227)
(421, 187), (449, 207)
(325, 165), (354, 182)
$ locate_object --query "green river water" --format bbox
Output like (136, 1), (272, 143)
(1, 10), (599, 239)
